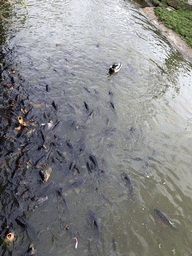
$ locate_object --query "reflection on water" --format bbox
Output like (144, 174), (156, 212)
(1, 0), (192, 255)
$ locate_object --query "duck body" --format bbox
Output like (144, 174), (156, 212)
(109, 62), (122, 74)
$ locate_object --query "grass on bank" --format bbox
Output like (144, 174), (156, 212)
(0, 0), (12, 21)
(155, 7), (192, 48)
(0, 1), (27, 22)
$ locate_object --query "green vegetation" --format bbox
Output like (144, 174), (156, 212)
(166, 0), (187, 10)
(161, 0), (167, 4)
(152, 0), (160, 7)
(0, 0), (27, 22)
(0, 0), (11, 21)
(155, 7), (192, 47)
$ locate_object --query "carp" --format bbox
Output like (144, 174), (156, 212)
(121, 171), (134, 198)
(154, 209), (177, 231)
(89, 210), (100, 239)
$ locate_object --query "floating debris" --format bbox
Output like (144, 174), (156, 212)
(73, 236), (78, 249)
(17, 116), (27, 126)
(39, 167), (52, 182)
(4, 232), (15, 242)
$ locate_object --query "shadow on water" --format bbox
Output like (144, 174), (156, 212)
(132, 0), (150, 8)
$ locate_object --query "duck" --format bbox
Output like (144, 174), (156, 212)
(109, 63), (122, 74)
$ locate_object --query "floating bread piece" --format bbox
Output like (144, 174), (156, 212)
(5, 232), (15, 242)
(17, 116), (27, 126)
(40, 167), (52, 182)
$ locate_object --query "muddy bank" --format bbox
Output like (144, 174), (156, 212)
(142, 7), (192, 62)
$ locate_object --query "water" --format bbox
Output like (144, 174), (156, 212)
(1, 0), (192, 255)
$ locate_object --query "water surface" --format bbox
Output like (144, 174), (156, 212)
(1, 0), (192, 255)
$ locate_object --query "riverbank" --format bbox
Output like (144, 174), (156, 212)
(142, 7), (192, 62)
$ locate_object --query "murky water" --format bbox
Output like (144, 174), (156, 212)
(1, 0), (192, 255)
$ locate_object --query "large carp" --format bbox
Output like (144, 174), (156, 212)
(154, 209), (177, 231)
(121, 171), (134, 199)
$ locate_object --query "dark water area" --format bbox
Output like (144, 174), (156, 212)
(1, 0), (192, 255)
(134, 0), (150, 8)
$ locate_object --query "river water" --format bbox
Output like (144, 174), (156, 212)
(0, 0), (192, 255)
